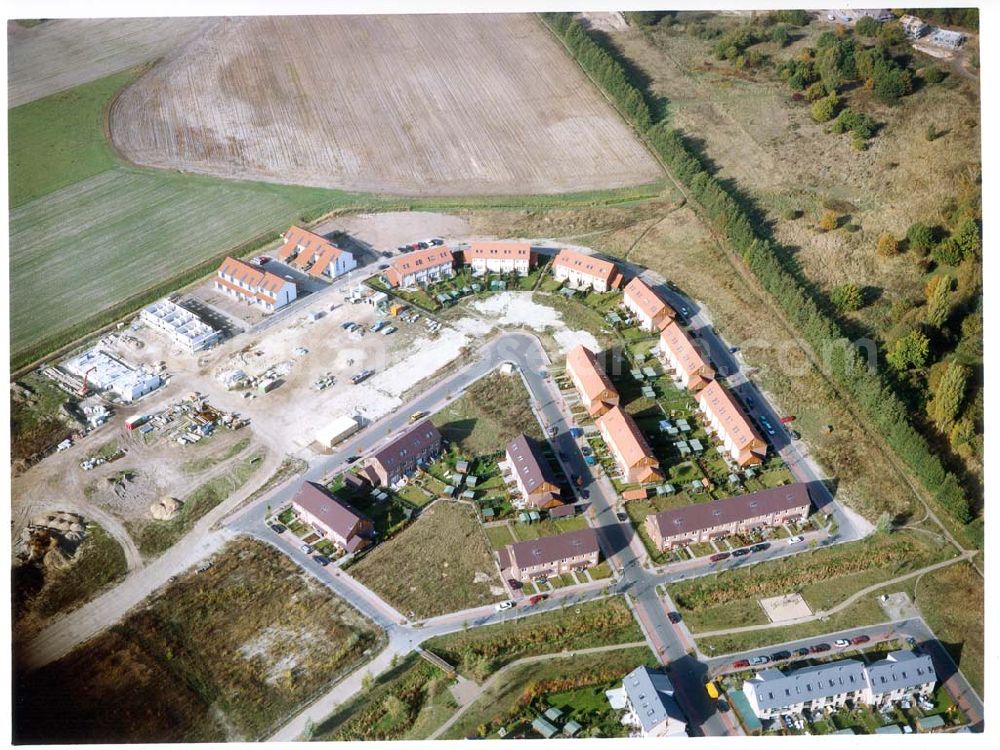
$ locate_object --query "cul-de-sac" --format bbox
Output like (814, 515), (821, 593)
(9, 5), (983, 741)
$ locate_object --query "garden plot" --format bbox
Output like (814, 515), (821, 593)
(109, 14), (662, 195)
(460, 292), (600, 353)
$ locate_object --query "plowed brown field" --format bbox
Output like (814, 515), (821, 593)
(109, 14), (662, 195)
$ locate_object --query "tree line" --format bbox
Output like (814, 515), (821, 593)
(541, 12), (972, 526)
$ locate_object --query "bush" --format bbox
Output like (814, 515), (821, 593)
(818, 209), (839, 231)
(923, 65), (945, 84)
(855, 16), (879, 37)
(782, 208), (802, 220)
(873, 62), (913, 104)
(953, 219), (981, 259)
(932, 237), (963, 266)
(774, 9), (811, 26)
(830, 283), (863, 311)
(886, 330), (930, 371)
(906, 223), (934, 255)
(877, 232), (900, 257)
(805, 82), (828, 101)
(771, 24), (790, 47)
(810, 92), (840, 122)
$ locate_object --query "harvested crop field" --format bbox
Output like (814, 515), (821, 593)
(110, 14), (662, 195)
(7, 18), (211, 107)
(13, 538), (381, 743)
(350, 502), (505, 619)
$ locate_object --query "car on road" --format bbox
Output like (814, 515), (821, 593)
(584, 455), (597, 466)
(381, 250), (393, 257)
(507, 578), (522, 590)
(834, 639), (851, 648)
(748, 655), (770, 666)
(729, 346), (739, 353)
(731, 659), (750, 669)
(371, 320), (388, 333)
(580, 445), (592, 456)
(810, 643), (831, 654)
(529, 594), (547, 605)
(680, 305), (690, 317)
(571, 474), (584, 488)
(758, 415), (776, 435)
(710, 552), (731, 562)
(300, 544), (312, 554)
(745, 395), (755, 409)
(771, 650), (792, 661)
(495, 600), (515, 611)
(416, 241), (429, 249)
(616, 511), (629, 523)
(269, 523), (285, 534)
(793, 647), (810, 657)
(732, 548), (750, 557)
(313, 555), (330, 566)
(409, 410), (428, 422)
(787, 535), (805, 545)
(547, 425), (559, 437)
(378, 263), (390, 270)
(750, 543), (770, 553)
(346, 455), (359, 464)
(341, 321), (355, 330)
(851, 635), (871, 645)
(430, 238), (445, 246)
(668, 611), (682, 624)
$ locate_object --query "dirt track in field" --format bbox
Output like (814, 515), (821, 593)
(7, 18), (213, 108)
(109, 14), (662, 195)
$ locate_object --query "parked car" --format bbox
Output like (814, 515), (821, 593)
(397, 245), (409, 253)
(410, 410), (428, 422)
(378, 263), (390, 270)
(810, 643), (831, 654)
(547, 425), (559, 437)
(381, 251), (393, 257)
(680, 305), (690, 317)
(794, 647), (810, 657)
(529, 594), (546, 605)
(748, 655), (770, 666)
(346, 455), (359, 464)
(616, 511), (629, 523)
(341, 321), (355, 330)
(584, 455), (597, 466)
(771, 650), (792, 661)
(787, 535), (805, 545)
(300, 544), (312, 554)
(851, 635), (871, 645)
(571, 474), (583, 488)
(495, 600), (515, 611)
(382, 326), (397, 336)
(750, 543), (770, 553)
(834, 639), (850, 648)
(581, 445), (592, 456)
(269, 523), (285, 534)
(729, 346), (739, 353)
(416, 241), (429, 249)
(732, 659), (750, 669)
(507, 578), (522, 590)
(430, 238), (445, 246)
(745, 395), (755, 409)
(313, 555), (330, 566)
(732, 548), (750, 557)
(668, 611), (682, 624)
(710, 552), (731, 562)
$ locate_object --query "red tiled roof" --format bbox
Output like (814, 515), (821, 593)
(659, 321), (714, 390)
(278, 226), (343, 278)
(696, 380), (766, 465)
(553, 248), (620, 285)
(465, 241), (532, 261)
(624, 277), (674, 322)
(596, 406), (659, 471)
(388, 246), (454, 278)
(565, 345), (618, 409)
(649, 484), (812, 539)
(218, 256), (286, 295)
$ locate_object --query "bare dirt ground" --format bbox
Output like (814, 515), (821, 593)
(759, 593), (812, 623)
(316, 212), (472, 252)
(109, 14), (662, 195)
(7, 18), (213, 107)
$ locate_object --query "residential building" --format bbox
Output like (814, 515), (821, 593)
(565, 344), (619, 418)
(385, 246), (455, 288)
(899, 14), (928, 38)
(215, 256), (297, 312)
(696, 380), (767, 466)
(140, 298), (220, 352)
(645, 483), (812, 551)
(504, 433), (563, 509)
(498, 527), (600, 582)
(622, 667), (688, 738)
(864, 650), (937, 707)
(743, 650), (937, 720)
(927, 27), (966, 48)
(277, 225), (357, 279)
(290, 481), (373, 553)
(364, 419), (442, 486)
(464, 241), (534, 276)
(596, 406), (662, 485)
(62, 348), (162, 403)
(623, 277), (674, 332)
(552, 248), (622, 292)
(743, 661), (868, 719)
(658, 320), (715, 391)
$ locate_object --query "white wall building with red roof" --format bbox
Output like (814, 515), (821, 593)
(464, 241), (534, 276)
(215, 256), (297, 312)
(552, 248), (621, 292)
(277, 225), (356, 280)
(385, 246), (455, 288)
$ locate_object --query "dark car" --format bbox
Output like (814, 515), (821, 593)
(810, 643), (831, 654)
(397, 245), (409, 253)
(750, 543), (770, 553)
(746, 395), (755, 409)
(417, 241), (429, 249)
(617, 511), (629, 523)
(668, 611), (682, 624)
(430, 238), (445, 246)
(345, 455), (359, 464)
(771, 650), (792, 661)
(732, 659), (750, 669)
(794, 647), (810, 657)
(269, 523), (285, 534)
(507, 578), (522, 590)
(851, 635), (871, 645)
(710, 552), (731, 562)
(313, 555), (329, 566)
(378, 263), (390, 270)
(381, 251), (393, 257)
(732, 548), (750, 557)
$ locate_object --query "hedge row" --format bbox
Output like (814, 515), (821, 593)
(542, 14), (971, 525)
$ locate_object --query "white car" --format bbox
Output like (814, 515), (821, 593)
(495, 600), (515, 612)
(787, 535), (805, 545)
(300, 544), (312, 554)
(834, 639), (850, 648)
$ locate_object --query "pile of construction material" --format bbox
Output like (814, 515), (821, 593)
(149, 496), (184, 521)
(16, 511), (87, 565)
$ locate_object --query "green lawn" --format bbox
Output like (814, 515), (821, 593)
(508, 515), (590, 542)
(424, 596), (643, 681)
(126, 451), (266, 558)
(485, 524), (517, 550)
(312, 654), (456, 741)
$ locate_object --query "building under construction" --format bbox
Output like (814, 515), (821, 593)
(61, 348), (161, 403)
